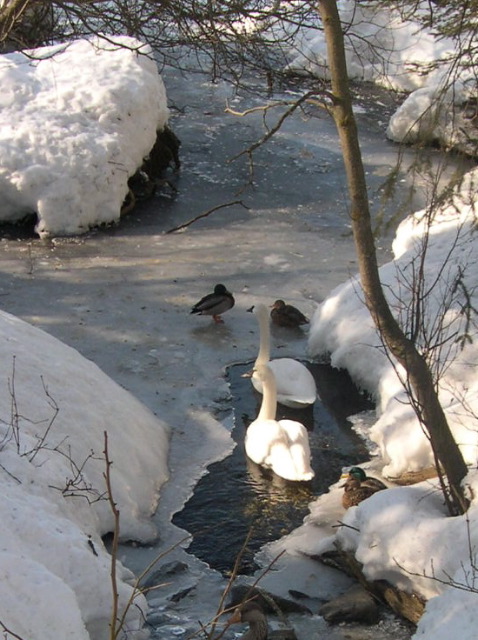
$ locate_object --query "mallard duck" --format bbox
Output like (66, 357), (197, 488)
(227, 602), (269, 640)
(190, 284), (235, 323)
(227, 601), (297, 640)
(341, 466), (387, 508)
(270, 300), (309, 328)
(244, 364), (314, 481)
(248, 304), (316, 408)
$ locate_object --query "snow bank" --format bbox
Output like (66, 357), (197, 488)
(336, 472), (478, 600)
(287, 1), (454, 92)
(0, 36), (169, 237)
(0, 309), (169, 638)
(387, 73), (478, 155)
(288, 1), (478, 157)
(308, 169), (478, 477)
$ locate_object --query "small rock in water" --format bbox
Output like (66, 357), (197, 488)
(319, 584), (379, 624)
(141, 560), (189, 588)
(228, 585), (312, 614)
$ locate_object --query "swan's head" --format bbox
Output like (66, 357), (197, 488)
(247, 303), (269, 320)
(253, 363), (270, 381)
(243, 363), (274, 387)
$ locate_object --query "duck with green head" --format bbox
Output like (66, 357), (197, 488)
(341, 466), (387, 508)
(190, 283), (235, 323)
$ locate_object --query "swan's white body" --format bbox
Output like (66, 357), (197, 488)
(245, 364), (314, 481)
(251, 303), (316, 408)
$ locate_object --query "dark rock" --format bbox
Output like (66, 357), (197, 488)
(145, 611), (170, 627)
(123, 125), (181, 214)
(269, 629), (298, 640)
(227, 585), (312, 615)
(313, 545), (425, 624)
(157, 560), (189, 577)
(143, 125), (181, 177)
(287, 589), (310, 600)
(140, 560), (188, 589)
(320, 584), (379, 624)
(170, 585), (196, 602)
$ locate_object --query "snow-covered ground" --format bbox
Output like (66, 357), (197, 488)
(1, 2), (478, 640)
(0, 311), (169, 639)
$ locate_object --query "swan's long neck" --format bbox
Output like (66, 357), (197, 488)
(257, 368), (277, 421)
(254, 305), (271, 366)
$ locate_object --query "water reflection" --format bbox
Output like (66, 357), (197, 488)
(172, 361), (373, 575)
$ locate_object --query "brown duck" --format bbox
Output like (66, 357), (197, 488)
(270, 300), (309, 328)
(227, 601), (297, 640)
(341, 466), (387, 508)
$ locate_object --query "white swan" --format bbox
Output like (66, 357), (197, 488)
(245, 364), (315, 481)
(249, 303), (317, 408)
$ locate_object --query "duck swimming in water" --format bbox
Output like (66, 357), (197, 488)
(341, 466), (387, 508)
(270, 299), (309, 328)
(190, 284), (235, 323)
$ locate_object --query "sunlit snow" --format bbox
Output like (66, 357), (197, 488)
(1, 4), (478, 640)
(0, 36), (169, 237)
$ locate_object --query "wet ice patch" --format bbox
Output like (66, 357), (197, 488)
(263, 254), (291, 270)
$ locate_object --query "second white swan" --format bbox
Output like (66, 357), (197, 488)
(249, 303), (317, 408)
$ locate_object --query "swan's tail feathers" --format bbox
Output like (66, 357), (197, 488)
(283, 421), (315, 481)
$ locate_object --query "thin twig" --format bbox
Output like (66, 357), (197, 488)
(165, 200), (249, 234)
(0, 620), (25, 640)
(227, 90), (325, 165)
(0, 462), (21, 484)
(28, 376), (59, 462)
(332, 520), (360, 532)
(225, 100), (292, 119)
(103, 431), (121, 640)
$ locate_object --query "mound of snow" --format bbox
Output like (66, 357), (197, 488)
(0, 36), (169, 237)
(0, 309), (169, 638)
(308, 169), (478, 477)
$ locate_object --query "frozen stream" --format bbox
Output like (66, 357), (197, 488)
(0, 66), (470, 639)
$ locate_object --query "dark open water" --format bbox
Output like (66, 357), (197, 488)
(173, 360), (372, 574)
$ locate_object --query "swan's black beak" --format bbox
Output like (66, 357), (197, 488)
(247, 305), (255, 313)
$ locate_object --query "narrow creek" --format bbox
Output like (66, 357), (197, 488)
(173, 360), (373, 574)
(121, 68), (469, 640)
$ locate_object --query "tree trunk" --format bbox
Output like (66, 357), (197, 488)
(316, 0), (469, 515)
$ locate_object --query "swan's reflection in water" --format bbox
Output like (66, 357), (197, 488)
(172, 361), (373, 575)
(243, 457), (315, 538)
